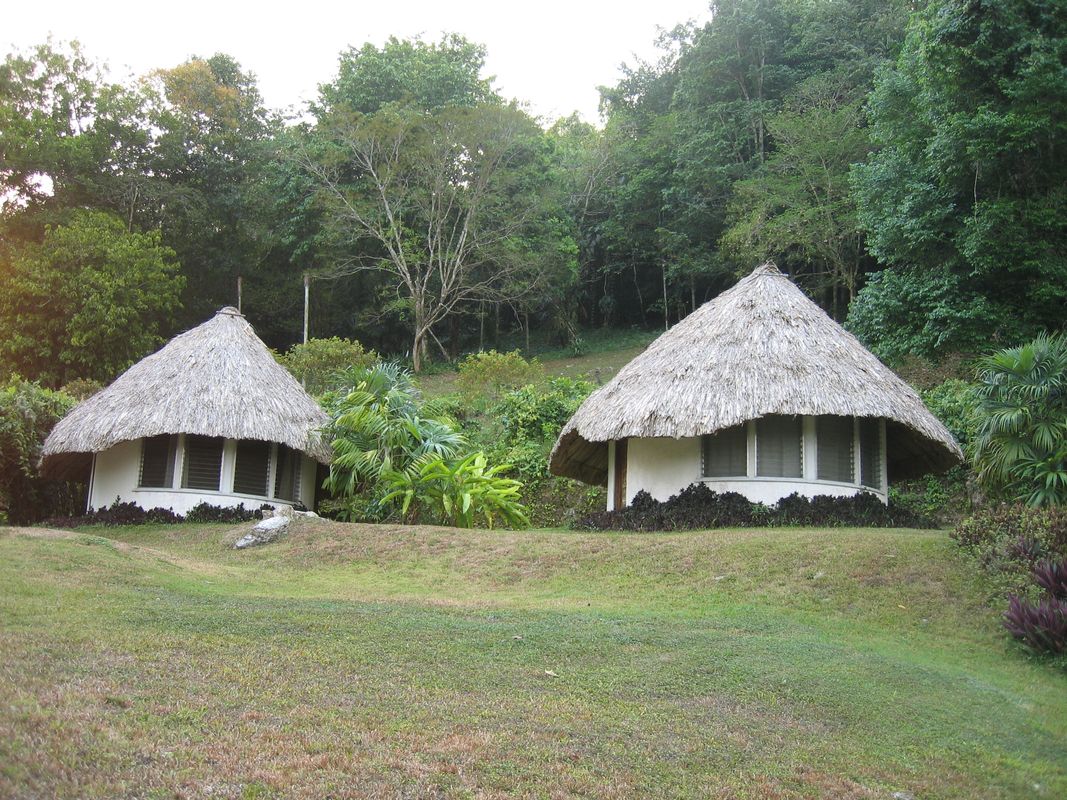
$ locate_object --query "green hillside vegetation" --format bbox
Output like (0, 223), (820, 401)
(4, 1), (1064, 384)
(2, 521), (1065, 799)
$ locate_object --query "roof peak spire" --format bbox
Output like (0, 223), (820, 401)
(752, 261), (784, 277)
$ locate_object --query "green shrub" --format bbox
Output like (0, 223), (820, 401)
(455, 350), (542, 409)
(889, 471), (968, 523)
(278, 337), (377, 396)
(59, 378), (103, 401)
(382, 451), (529, 529)
(888, 380), (980, 523)
(489, 376), (594, 482)
(952, 505), (1067, 597)
(922, 379), (981, 456)
(0, 378), (81, 525)
(522, 479), (604, 528)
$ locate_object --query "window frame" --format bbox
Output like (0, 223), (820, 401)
(180, 434), (225, 492)
(138, 434), (178, 489)
(697, 415), (886, 493)
(755, 415), (804, 479)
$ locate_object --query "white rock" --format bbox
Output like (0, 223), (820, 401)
(252, 515), (290, 534)
(234, 534), (260, 549)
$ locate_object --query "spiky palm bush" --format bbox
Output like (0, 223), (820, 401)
(974, 333), (1067, 506)
(322, 363), (466, 518)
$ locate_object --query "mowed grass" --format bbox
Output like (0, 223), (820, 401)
(1, 522), (1064, 799)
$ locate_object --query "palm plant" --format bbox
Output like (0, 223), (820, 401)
(322, 363), (466, 512)
(973, 333), (1067, 506)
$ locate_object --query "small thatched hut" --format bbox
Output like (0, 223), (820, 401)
(550, 263), (962, 509)
(42, 307), (331, 514)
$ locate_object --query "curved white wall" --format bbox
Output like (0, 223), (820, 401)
(613, 418), (887, 509)
(88, 437), (318, 515)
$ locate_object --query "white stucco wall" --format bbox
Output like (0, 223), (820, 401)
(89, 436), (319, 514)
(612, 417), (888, 509)
(625, 437), (702, 505)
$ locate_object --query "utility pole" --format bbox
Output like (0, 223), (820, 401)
(662, 261), (669, 331)
(303, 273), (310, 345)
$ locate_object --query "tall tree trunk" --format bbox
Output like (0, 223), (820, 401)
(412, 329), (424, 373)
(448, 314), (461, 361)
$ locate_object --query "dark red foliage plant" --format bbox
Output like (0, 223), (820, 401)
(1003, 594), (1067, 654)
(1032, 560), (1067, 601)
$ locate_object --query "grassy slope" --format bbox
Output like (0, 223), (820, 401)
(1, 521), (1064, 799)
(417, 328), (658, 397)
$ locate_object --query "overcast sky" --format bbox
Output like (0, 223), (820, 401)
(9, 1), (712, 123)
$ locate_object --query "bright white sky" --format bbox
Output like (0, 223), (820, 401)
(8, 0), (712, 123)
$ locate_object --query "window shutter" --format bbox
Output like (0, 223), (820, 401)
(274, 445), (301, 502)
(860, 419), (882, 489)
(233, 440), (271, 497)
(817, 416), (854, 483)
(139, 435), (177, 488)
(181, 435), (223, 491)
(702, 424), (747, 477)
(756, 416), (803, 478)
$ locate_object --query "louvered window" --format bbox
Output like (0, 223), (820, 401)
(702, 424), (748, 477)
(233, 440), (271, 497)
(860, 419), (882, 489)
(817, 416), (855, 483)
(274, 445), (301, 502)
(756, 415), (803, 478)
(139, 434), (177, 488)
(181, 435), (223, 491)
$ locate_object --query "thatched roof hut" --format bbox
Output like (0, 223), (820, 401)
(42, 307), (331, 481)
(550, 263), (962, 490)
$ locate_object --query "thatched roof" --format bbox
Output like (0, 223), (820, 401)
(42, 308), (332, 478)
(550, 264), (962, 485)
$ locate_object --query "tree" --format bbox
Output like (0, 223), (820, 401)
(316, 34), (495, 116)
(0, 378), (79, 524)
(0, 210), (184, 386)
(973, 333), (1067, 507)
(721, 80), (871, 317)
(140, 54), (275, 325)
(851, 0), (1067, 356)
(0, 40), (153, 225)
(304, 103), (568, 371)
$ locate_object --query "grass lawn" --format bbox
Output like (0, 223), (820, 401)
(1, 520), (1064, 799)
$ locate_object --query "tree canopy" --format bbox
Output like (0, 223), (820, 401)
(1, 3), (1064, 390)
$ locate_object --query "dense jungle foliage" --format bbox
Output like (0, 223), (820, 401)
(2, 1), (1065, 529)
(2, 0), (1064, 384)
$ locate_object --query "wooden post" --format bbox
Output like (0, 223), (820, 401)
(237, 275), (243, 313)
(303, 273), (310, 345)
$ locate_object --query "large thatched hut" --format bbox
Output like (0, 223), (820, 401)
(42, 307), (331, 514)
(550, 263), (962, 509)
